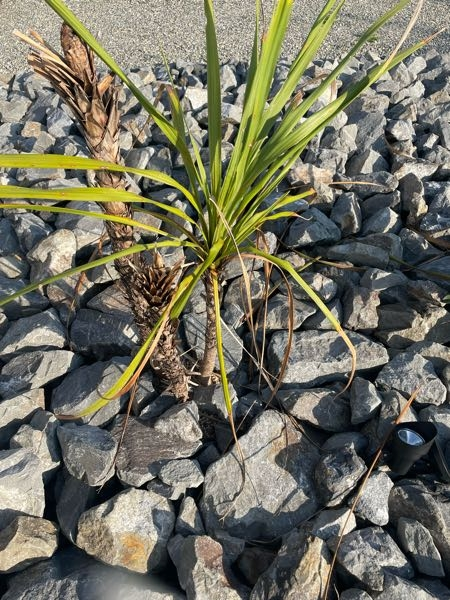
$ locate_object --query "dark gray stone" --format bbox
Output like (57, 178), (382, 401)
(175, 496), (205, 537)
(57, 423), (117, 486)
(374, 573), (439, 600)
(315, 446), (366, 506)
(326, 241), (389, 268)
(0, 308), (65, 360)
(55, 470), (98, 542)
(0, 350), (83, 400)
(76, 488), (175, 574)
(201, 410), (320, 541)
(0, 275), (49, 320)
(342, 285), (380, 332)
(330, 192), (362, 236)
(158, 459), (204, 499)
(277, 387), (351, 432)
(267, 330), (388, 387)
(397, 517), (445, 577)
(51, 357), (130, 426)
(285, 207), (341, 247)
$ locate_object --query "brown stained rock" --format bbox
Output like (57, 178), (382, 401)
(76, 488), (175, 574)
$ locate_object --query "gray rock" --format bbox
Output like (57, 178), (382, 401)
(349, 470), (393, 526)
(46, 106), (74, 138)
(267, 330), (388, 387)
(311, 507), (356, 541)
(0, 448), (45, 529)
(183, 312), (242, 373)
(278, 272), (339, 302)
(0, 389), (45, 447)
(77, 488), (175, 574)
(250, 526), (332, 600)
(175, 496), (205, 537)
(0, 275), (49, 320)
(26, 230), (76, 284)
(326, 241), (389, 268)
(330, 192), (362, 236)
(419, 404), (450, 446)
(57, 423), (117, 486)
(389, 479), (450, 575)
(360, 268), (408, 291)
(329, 526), (413, 591)
(397, 517), (445, 577)
(407, 341), (450, 375)
(302, 298), (343, 331)
(414, 577), (450, 600)
(0, 516), (58, 574)
(0, 350), (83, 400)
(315, 446), (366, 506)
(86, 281), (137, 320)
(236, 546), (276, 588)
(263, 296), (317, 331)
(377, 304), (450, 348)
(362, 207), (402, 236)
(322, 432), (369, 455)
(113, 408), (202, 487)
(168, 534), (246, 600)
(376, 352), (447, 406)
(339, 590), (371, 600)
(375, 390), (418, 443)
(54, 201), (105, 248)
(342, 285), (380, 332)
(10, 410), (60, 483)
(374, 573), (440, 600)
(70, 308), (139, 359)
(55, 470), (98, 542)
(8, 213), (53, 253)
(223, 271), (268, 309)
(277, 387), (351, 432)
(0, 97), (32, 122)
(201, 410), (320, 541)
(0, 308), (66, 360)
(158, 459), (204, 499)
(3, 546), (186, 600)
(51, 357), (130, 426)
(350, 377), (382, 424)
(346, 149), (389, 176)
(285, 207), (341, 247)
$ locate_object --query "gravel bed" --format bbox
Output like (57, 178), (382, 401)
(1, 44), (450, 599)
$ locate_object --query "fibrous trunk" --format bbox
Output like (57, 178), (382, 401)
(19, 25), (189, 400)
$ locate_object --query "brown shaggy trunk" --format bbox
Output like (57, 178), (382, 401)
(199, 271), (218, 384)
(18, 26), (189, 400)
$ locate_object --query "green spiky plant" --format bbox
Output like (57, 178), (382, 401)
(0, 0), (434, 443)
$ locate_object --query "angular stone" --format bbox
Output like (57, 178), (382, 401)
(76, 488), (175, 573)
(342, 285), (379, 331)
(397, 517), (445, 577)
(113, 408), (202, 487)
(277, 387), (351, 432)
(10, 410), (60, 483)
(326, 241), (389, 269)
(9, 213), (53, 253)
(329, 526), (413, 591)
(407, 341), (450, 375)
(263, 296), (317, 331)
(250, 526), (332, 600)
(278, 272), (338, 302)
(51, 357), (130, 426)
(57, 423), (117, 486)
(311, 507), (356, 541)
(315, 446), (366, 507)
(0, 516), (58, 574)
(350, 377), (382, 424)
(0, 308), (66, 361)
(175, 496), (205, 537)
(362, 207), (402, 235)
(201, 410), (320, 541)
(0, 275), (49, 320)
(330, 192), (362, 236)
(86, 282), (135, 320)
(0, 350), (83, 400)
(346, 149), (389, 176)
(0, 449), (45, 529)
(0, 97), (32, 122)
(267, 330), (388, 387)
(70, 308), (139, 360)
(373, 573), (440, 600)
(158, 459), (204, 499)
(376, 352), (447, 406)
(2, 546), (185, 599)
(285, 208), (341, 247)
(168, 535), (246, 600)
(26, 229), (76, 283)
(349, 470), (393, 525)
(0, 389), (45, 447)
(419, 405), (450, 446)
(339, 590), (371, 600)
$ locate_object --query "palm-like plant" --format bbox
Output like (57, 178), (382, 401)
(0, 0), (434, 437)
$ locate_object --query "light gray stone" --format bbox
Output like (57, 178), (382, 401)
(315, 446), (366, 506)
(201, 410), (320, 541)
(175, 496), (205, 537)
(0, 350), (83, 400)
(349, 470), (393, 526)
(26, 229), (76, 283)
(330, 192), (362, 236)
(57, 423), (117, 486)
(326, 241), (389, 268)
(342, 285), (380, 331)
(267, 330), (388, 387)
(0, 448), (45, 529)
(350, 377), (382, 424)
(0, 308), (65, 360)
(51, 357), (130, 426)
(285, 207), (341, 247)
(76, 488), (175, 573)
(158, 459), (204, 499)
(9, 213), (53, 253)
(376, 352), (447, 406)
(0, 275), (49, 320)
(373, 573), (440, 600)
(311, 507), (356, 541)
